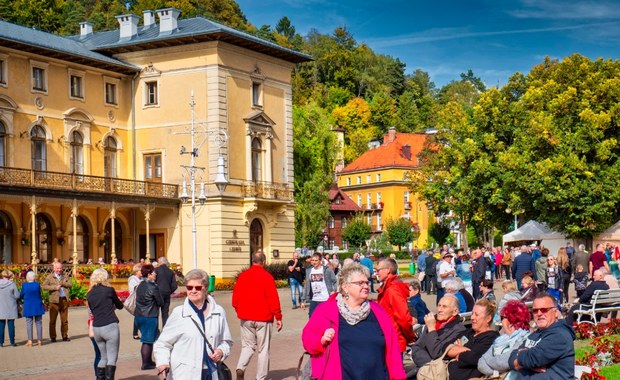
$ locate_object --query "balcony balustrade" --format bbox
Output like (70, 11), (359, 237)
(0, 166), (178, 201)
(242, 180), (293, 201)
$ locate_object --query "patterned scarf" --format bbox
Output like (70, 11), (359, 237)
(336, 293), (371, 325)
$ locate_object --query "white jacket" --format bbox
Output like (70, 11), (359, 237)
(154, 295), (233, 379)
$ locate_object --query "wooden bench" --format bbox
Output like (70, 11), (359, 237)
(574, 288), (620, 325)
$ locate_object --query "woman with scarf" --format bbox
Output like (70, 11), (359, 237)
(478, 300), (532, 377)
(301, 263), (405, 380)
(154, 269), (233, 379)
(409, 294), (467, 376)
(446, 298), (499, 380)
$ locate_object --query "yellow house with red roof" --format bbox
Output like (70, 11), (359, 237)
(336, 128), (431, 249)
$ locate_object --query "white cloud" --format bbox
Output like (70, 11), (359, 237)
(510, 0), (620, 19)
(364, 22), (617, 49)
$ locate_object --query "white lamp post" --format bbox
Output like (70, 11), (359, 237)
(178, 92), (228, 270)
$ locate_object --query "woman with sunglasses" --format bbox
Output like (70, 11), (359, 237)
(302, 263), (406, 380)
(154, 269), (233, 379)
(135, 264), (164, 370)
(478, 300), (531, 377)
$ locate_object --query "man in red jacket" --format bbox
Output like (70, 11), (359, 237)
(377, 257), (415, 353)
(232, 250), (283, 380)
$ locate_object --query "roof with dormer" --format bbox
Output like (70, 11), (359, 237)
(340, 132), (428, 173)
(72, 16), (312, 64)
(0, 20), (139, 75)
(329, 183), (362, 212)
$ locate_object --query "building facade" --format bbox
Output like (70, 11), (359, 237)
(337, 128), (431, 249)
(326, 183), (363, 251)
(0, 9), (309, 277)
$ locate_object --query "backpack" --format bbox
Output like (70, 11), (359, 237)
(428, 259), (438, 277)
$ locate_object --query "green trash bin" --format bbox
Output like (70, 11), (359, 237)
(208, 275), (216, 292)
(409, 262), (415, 275)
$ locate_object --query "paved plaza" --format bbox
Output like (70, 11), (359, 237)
(0, 281), (526, 380)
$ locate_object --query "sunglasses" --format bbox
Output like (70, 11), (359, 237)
(532, 307), (554, 315)
(186, 285), (204, 291)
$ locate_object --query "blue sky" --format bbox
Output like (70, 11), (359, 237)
(235, 0), (620, 87)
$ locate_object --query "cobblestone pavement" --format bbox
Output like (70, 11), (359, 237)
(0, 279), (529, 380)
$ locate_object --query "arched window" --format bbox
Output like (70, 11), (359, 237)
(70, 131), (83, 175)
(0, 211), (13, 264)
(68, 216), (89, 262)
(251, 138), (261, 182)
(104, 136), (117, 178)
(0, 121), (5, 167)
(31, 125), (46, 171)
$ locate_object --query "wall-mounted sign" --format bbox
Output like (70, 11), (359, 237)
(226, 229), (245, 252)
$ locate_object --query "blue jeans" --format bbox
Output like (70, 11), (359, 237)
(289, 278), (303, 307)
(309, 300), (325, 318)
(0, 319), (15, 345)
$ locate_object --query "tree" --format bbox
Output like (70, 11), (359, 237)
(428, 222), (451, 246)
(275, 16), (295, 39)
(385, 218), (414, 251)
(342, 213), (371, 249)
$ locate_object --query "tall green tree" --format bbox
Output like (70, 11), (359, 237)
(385, 217), (414, 251)
(342, 213), (371, 249)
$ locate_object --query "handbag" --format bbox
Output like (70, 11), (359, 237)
(17, 301), (23, 319)
(123, 290), (137, 315)
(190, 318), (232, 380)
(416, 344), (454, 380)
(296, 351), (316, 380)
(418, 271), (426, 282)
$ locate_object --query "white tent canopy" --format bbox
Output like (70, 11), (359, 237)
(503, 220), (570, 255)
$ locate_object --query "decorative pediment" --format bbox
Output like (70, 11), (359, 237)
(245, 111), (276, 138)
(63, 108), (94, 145)
(141, 63), (161, 77)
(0, 94), (17, 111)
(250, 64), (265, 81)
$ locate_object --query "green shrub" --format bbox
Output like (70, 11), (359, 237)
(68, 279), (88, 301)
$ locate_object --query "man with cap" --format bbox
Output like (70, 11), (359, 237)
(436, 251), (456, 305)
(530, 243), (541, 264)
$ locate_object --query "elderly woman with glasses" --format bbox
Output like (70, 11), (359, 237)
(154, 269), (233, 380)
(478, 300), (531, 377)
(302, 263), (406, 380)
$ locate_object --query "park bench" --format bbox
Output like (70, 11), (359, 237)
(574, 288), (620, 325)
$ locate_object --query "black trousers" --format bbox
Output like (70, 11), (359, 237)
(160, 294), (171, 327)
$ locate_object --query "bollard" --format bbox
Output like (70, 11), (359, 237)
(208, 275), (216, 292)
(409, 262), (415, 275)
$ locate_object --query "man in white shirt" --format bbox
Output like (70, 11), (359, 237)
(301, 252), (337, 317)
(436, 252), (456, 305)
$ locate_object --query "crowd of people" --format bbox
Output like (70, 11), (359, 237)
(2, 241), (620, 379)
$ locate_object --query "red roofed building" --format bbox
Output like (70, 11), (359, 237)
(326, 183), (363, 250)
(336, 128), (432, 249)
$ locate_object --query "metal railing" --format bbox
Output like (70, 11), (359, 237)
(0, 166), (178, 199)
(242, 180), (292, 200)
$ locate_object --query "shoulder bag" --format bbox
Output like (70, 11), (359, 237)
(416, 343), (454, 380)
(190, 318), (232, 380)
(123, 290), (137, 315)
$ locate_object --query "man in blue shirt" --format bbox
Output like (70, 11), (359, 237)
(416, 250), (428, 292)
(360, 254), (376, 293)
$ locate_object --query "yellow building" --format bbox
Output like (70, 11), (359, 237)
(0, 9), (310, 277)
(337, 128), (431, 249)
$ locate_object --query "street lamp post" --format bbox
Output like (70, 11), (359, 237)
(178, 92), (229, 270)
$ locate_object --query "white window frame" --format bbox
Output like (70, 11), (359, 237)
(376, 173), (381, 182)
(104, 76), (120, 106)
(357, 176), (361, 184)
(366, 174), (371, 183)
(0, 54), (7, 87)
(328, 217), (335, 229)
(68, 69), (85, 100)
(377, 192), (382, 203)
(367, 214), (372, 225)
(404, 191), (410, 203)
(30, 60), (48, 94)
(366, 193), (372, 208)
(144, 80), (159, 107)
(357, 194), (362, 207)
(342, 217), (347, 229)
(377, 212), (382, 231)
(346, 177), (351, 186)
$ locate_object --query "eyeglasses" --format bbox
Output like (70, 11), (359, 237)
(376, 267), (388, 272)
(532, 307), (554, 315)
(349, 280), (370, 287)
(186, 285), (204, 291)
(500, 315), (507, 321)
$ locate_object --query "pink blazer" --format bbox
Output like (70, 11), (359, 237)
(301, 294), (406, 380)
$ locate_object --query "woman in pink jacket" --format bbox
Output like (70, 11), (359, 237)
(301, 263), (406, 380)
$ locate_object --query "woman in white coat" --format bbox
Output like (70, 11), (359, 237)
(154, 269), (233, 379)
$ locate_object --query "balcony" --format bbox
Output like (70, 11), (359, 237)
(0, 166), (179, 204)
(371, 202), (384, 210)
(404, 201), (412, 210)
(242, 180), (293, 201)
